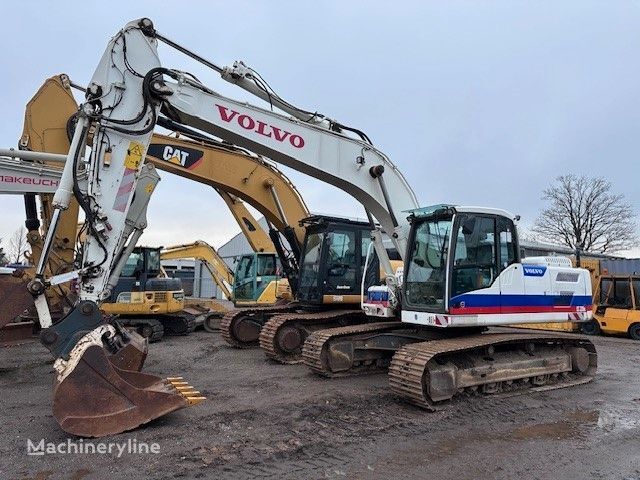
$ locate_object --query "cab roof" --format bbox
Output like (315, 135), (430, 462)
(405, 204), (516, 221)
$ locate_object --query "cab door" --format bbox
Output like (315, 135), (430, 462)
(601, 278), (632, 333)
(323, 228), (358, 297)
(496, 216), (522, 314)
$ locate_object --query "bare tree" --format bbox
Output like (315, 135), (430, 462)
(533, 175), (637, 253)
(8, 227), (30, 264)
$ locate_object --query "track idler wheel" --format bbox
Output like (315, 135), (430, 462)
(232, 315), (262, 345)
(276, 325), (304, 354)
(53, 343), (205, 437)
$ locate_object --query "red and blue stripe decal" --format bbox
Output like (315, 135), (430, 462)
(449, 293), (592, 315)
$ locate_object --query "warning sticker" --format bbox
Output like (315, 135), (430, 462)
(124, 142), (144, 170)
(145, 183), (155, 194)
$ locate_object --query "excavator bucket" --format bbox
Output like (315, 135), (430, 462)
(53, 344), (205, 437)
(40, 301), (204, 437)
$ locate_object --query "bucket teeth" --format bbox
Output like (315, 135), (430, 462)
(184, 395), (207, 406)
(166, 377), (206, 406)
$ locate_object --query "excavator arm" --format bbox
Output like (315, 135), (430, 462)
(217, 190), (275, 253)
(0, 75), (79, 330)
(161, 241), (234, 300)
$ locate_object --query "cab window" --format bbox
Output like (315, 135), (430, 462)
(451, 216), (497, 297)
(121, 252), (142, 277)
(257, 255), (276, 276)
(147, 250), (160, 274)
(497, 217), (517, 271)
(326, 230), (356, 284)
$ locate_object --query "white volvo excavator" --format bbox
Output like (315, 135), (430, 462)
(29, 18), (596, 436)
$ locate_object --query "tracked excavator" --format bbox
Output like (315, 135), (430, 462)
(94, 19), (594, 397)
(9, 73), (400, 364)
(18, 19), (596, 436)
(161, 239), (291, 306)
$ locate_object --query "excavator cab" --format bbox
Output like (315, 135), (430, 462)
(403, 205), (521, 314)
(297, 216), (379, 306)
(104, 247), (184, 315)
(402, 205), (592, 326)
(402, 206), (522, 313)
(232, 252), (283, 306)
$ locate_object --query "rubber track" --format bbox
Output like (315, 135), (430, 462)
(119, 317), (164, 343)
(302, 322), (402, 376)
(220, 304), (298, 348)
(259, 310), (367, 364)
(162, 314), (196, 335)
(388, 332), (597, 410)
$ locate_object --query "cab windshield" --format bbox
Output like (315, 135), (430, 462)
(299, 232), (324, 290)
(146, 250), (161, 275)
(256, 254), (277, 277)
(404, 216), (452, 311)
(121, 252), (142, 277)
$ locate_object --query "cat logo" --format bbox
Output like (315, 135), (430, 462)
(162, 146), (189, 165)
(147, 143), (205, 169)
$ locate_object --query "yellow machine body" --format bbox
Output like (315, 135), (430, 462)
(592, 275), (640, 339)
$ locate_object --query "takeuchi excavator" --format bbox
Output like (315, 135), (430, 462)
(22, 19), (596, 437)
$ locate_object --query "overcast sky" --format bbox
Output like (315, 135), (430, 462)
(1, 1), (638, 257)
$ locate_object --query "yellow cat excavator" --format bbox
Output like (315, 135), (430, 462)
(161, 239), (291, 306)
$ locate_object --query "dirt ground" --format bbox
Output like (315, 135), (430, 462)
(1, 327), (639, 480)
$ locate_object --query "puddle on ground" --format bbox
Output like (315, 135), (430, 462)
(510, 408), (639, 441)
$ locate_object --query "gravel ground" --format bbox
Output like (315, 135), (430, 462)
(1, 327), (639, 480)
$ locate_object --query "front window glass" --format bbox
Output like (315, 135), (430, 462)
(633, 279), (640, 310)
(299, 232), (325, 290)
(405, 217), (452, 310)
(121, 252), (141, 277)
(325, 230), (357, 290)
(451, 216), (497, 298)
(147, 250), (160, 274)
(234, 255), (255, 299)
(235, 256), (254, 283)
(599, 278), (613, 304)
